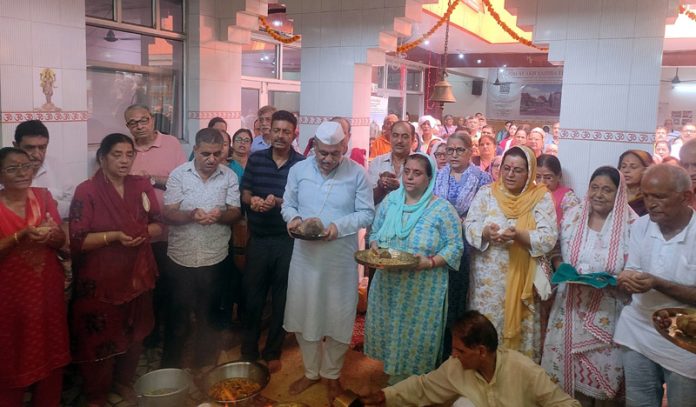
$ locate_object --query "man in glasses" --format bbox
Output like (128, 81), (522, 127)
(671, 122), (696, 159)
(251, 105), (278, 154)
(125, 103), (186, 347)
(12, 120), (74, 220)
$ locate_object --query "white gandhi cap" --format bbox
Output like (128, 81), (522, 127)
(314, 121), (345, 145)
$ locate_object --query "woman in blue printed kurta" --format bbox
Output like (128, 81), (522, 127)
(365, 153), (463, 383)
(433, 133), (492, 341)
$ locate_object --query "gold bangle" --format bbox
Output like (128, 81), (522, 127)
(103, 233), (108, 245)
(13, 233), (19, 244)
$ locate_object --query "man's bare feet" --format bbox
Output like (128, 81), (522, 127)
(325, 378), (344, 402)
(267, 359), (282, 373)
(288, 375), (320, 395)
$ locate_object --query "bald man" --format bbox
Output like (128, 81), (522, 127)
(680, 139), (696, 209)
(614, 164), (696, 407)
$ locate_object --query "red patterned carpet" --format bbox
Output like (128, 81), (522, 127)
(350, 312), (365, 351)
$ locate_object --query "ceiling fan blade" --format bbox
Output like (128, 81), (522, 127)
(103, 29), (140, 42)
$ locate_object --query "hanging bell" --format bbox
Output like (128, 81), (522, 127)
(430, 78), (456, 104)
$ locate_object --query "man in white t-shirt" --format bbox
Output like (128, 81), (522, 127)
(614, 164), (696, 407)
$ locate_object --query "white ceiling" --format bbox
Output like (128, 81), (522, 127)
(416, 8), (696, 56)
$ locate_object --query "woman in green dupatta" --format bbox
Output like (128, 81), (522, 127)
(365, 153), (463, 384)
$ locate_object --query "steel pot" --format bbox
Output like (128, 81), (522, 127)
(134, 368), (192, 407)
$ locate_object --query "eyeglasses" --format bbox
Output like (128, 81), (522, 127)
(446, 147), (469, 156)
(434, 152), (446, 158)
(501, 165), (527, 175)
(126, 117), (151, 128)
(1, 163), (34, 174)
(235, 137), (252, 144)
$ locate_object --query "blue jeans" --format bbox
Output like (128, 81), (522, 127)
(622, 347), (696, 407)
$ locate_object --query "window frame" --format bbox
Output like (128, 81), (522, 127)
(86, 0), (187, 142)
(86, 0), (185, 34)
(373, 58), (426, 118)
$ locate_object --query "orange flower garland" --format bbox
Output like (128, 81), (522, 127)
(679, 4), (696, 22)
(396, 0), (461, 53)
(481, 0), (547, 51)
(259, 16), (301, 44)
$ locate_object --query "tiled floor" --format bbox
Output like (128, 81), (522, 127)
(60, 322), (387, 407)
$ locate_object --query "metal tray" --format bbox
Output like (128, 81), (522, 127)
(355, 248), (419, 270)
(289, 229), (327, 241)
(652, 307), (696, 354)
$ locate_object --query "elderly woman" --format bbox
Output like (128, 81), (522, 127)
(430, 141), (448, 170)
(441, 114), (457, 138)
(536, 154), (580, 227)
(70, 133), (162, 406)
(618, 149), (653, 216)
(433, 132), (492, 349)
(365, 153), (463, 384)
(418, 115), (442, 154)
(542, 166), (635, 405)
(528, 127), (545, 158)
(464, 146), (558, 362)
(0, 148), (69, 406)
(472, 133), (496, 174)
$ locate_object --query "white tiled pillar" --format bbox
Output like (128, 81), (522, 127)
(285, 0), (417, 156)
(523, 0), (674, 193)
(0, 0), (88, 187)
(186, 0), (244, 149)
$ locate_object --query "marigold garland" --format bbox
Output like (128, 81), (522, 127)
(396, 0), (460, 53)
(259, 16), (301, 44)
(679, 4), (696, 22)
(481, 0), (547, 51)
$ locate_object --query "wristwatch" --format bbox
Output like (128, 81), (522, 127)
(150, 176), (167, 190)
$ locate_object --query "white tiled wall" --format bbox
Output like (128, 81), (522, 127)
(289, 0), (411, 155)
(533, 0), (669, 195)
(0, 0), (89, 187)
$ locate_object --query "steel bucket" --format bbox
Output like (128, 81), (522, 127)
(134, 368), (192, 407)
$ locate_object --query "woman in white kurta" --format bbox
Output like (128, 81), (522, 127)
(464, 146), (557, 362)
(541, 166), (635, 405)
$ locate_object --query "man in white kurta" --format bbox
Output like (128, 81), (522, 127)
(282, 121), (374, 400)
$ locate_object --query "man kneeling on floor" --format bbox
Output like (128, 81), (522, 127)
(361, 310), (580, 407)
